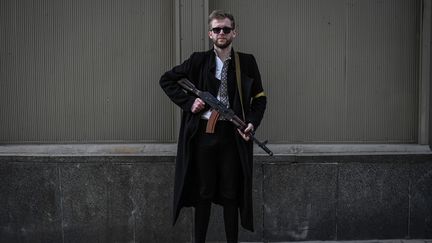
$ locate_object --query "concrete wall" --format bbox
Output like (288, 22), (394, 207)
(1, 154), (431, 242)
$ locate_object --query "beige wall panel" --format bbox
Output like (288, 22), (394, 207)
(0, 0), (422, 144)
(179, 0), (207, 59)
(210, 0), (420, 143)
(345, 0), (420, 143)
(0, 0), (176, 143)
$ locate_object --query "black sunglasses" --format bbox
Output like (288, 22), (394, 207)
(211, 27), (233, 34)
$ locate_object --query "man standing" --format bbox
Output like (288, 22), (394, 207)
(160, 10), (267, 243)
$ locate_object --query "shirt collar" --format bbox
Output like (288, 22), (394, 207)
(213, 49), (232, 63)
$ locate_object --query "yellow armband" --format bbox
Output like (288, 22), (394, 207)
(253, 92), (266, 99)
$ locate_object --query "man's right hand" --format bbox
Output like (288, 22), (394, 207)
(191, 98), (205, 113)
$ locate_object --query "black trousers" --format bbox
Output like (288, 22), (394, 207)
(192, 119), (241, 243)
(192, 119), (242, 205)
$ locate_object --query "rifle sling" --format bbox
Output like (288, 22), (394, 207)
(234, 52), (246, 120)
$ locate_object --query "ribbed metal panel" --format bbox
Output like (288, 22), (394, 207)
(0, 0), (422, 144)
(0, 0), (175, 143)
(210, 0), (420, 143)
(179, 0), (207, 60)
(345, 0), (420, 143)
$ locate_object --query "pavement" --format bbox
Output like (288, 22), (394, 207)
(204, 241), (432, 243)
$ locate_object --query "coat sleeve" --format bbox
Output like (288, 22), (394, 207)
(159, 53), (198, 112)
(246, 55), (267, 130)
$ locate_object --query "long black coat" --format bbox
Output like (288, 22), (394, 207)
(159, 49), (267, 231)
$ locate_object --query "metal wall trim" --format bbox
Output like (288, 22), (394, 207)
(419, 0), (431, 144)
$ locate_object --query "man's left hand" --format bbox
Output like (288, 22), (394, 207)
(238, 123), (254, 141)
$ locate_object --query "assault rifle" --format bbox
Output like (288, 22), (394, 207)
(178, 79), (273, 156)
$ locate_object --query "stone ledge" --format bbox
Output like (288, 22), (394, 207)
(259, 144), (432, 156)
(0, 143), (430, 157)
(0, 143), (177, 156)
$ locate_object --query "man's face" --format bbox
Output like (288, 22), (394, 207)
(208, 18), (236, 49)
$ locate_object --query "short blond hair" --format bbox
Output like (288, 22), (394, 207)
(208, 10), (235, 29)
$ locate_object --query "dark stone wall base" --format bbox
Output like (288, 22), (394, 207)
(0, 154), (431, 242)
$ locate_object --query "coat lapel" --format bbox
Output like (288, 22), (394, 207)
(205, 50), (220, 97)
